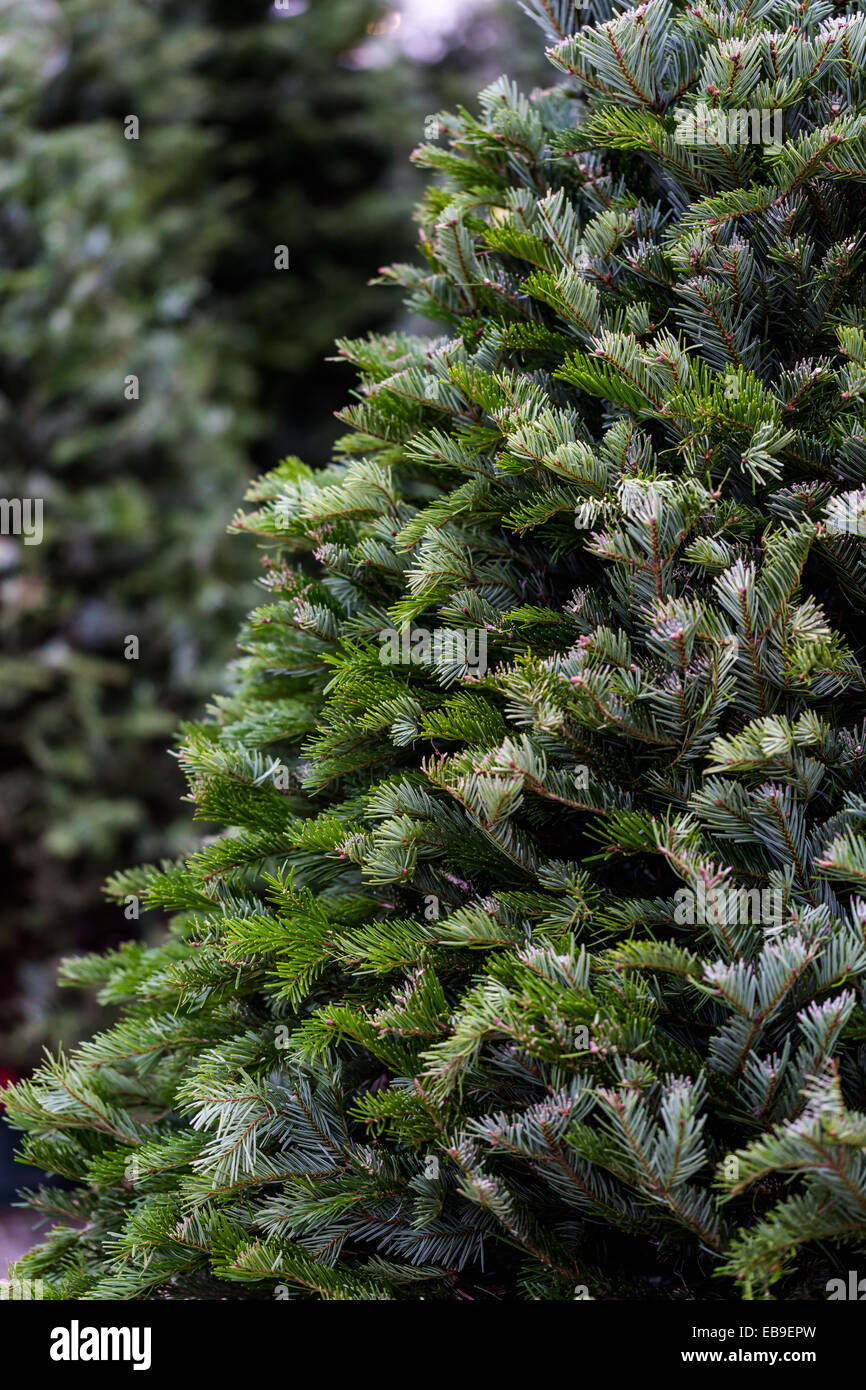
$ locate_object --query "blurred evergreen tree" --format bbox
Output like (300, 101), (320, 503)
(0, 0), (415, 1061)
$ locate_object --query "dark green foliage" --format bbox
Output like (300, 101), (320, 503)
(0, 0), (413, 1059)
(7, 0), (866, 1299)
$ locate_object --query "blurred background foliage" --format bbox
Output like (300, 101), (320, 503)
(0, 0), (537, 1172)
(0, 0), (420, 1065)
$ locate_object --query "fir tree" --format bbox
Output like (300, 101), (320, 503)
(7, 0), (866, 1300)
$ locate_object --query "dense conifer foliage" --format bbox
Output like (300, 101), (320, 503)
(7, 0), (866, 1299)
